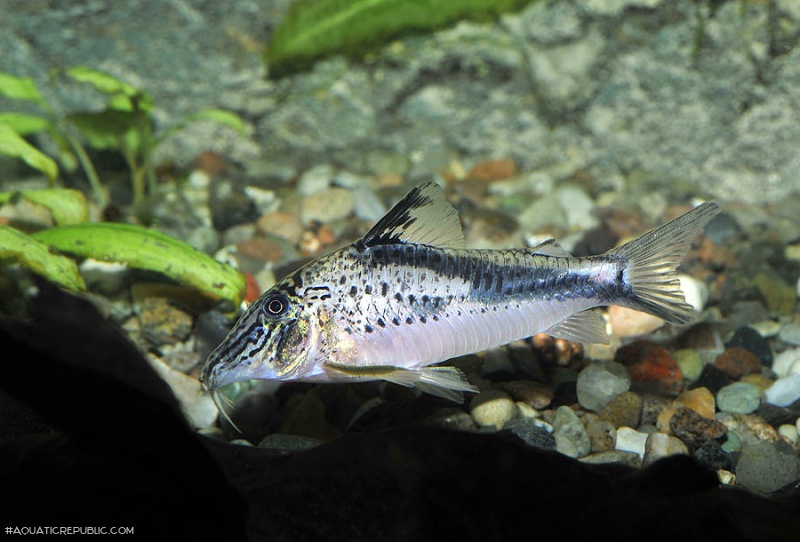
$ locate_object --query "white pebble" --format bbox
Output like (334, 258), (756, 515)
(470, 390), (517, 430)
(764, 373), (800, 407)
(778, 424), (799, 444)
(772, 347), (800, 378)
(614, 427), (649, 459)
(678, 274), (708, 312)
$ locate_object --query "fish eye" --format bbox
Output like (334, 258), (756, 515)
(263, 294), (290, 318)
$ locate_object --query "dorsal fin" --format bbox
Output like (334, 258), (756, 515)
(356, 182), (465, 249)
(530, 239), (573, 257)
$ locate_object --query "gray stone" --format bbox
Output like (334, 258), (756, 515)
(553, 406), (591, 458)
(576, 360), (631, 412)
(735, 440), (800, 494)
(258, 433), (325, 452)
(642, 432), (689, 468)
(716, 382), (761, 414)
(506, 418), (556, 451)
(779, 322), (800, 346)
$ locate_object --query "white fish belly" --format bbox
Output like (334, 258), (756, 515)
(353, 295), (597, 369)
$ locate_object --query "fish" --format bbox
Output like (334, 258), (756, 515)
(201, 182), (720, 406)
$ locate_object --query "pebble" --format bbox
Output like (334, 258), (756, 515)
(575, 360), (630, 411)
(607, 305), (664, 338)
(506, 418), (557, 451)
(716, 382), (761, 414)
(713, 347), (762, 380)
(669, 406), (727, 451)
(752, 271), (797, 316)
(296, 164), (334, 195)
(616, 341), (683, 395)
(748, 320), (782, 338)
(494, 380), (554, 409)
(258, 433), (325, 452)
(256, 211), (304, 245)
(614, 427), (649, 460)
(725, 326), (773, 367)
(764, 374), (800, 407)
(553, 405), (591, 458)
(693, 441), (733, 472)
(735, 440), (800, 494)
(145, 354), (218, 429)
(673, 349), (703, 383)
(583, 413), (617, 452)
(678, 274), (708, 312)
(655, 387), (716, 433)
(301, 187), (354, 225)
(579, 450), (641, 468)
(137, 297), (193, 347)
(599, 391), (642, 429)
(691, 364), (733, 394)
(771, 347), (800, 378)
(425, 407), (477, 431)
(740, 373), (773, 395)
(467, 157), (518, 181)
(642, 432), (689, 468)
(778, 424), (799, 445)
(469, 390), (517, 430)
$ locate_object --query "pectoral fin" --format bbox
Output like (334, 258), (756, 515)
(324, 362), (477, 403)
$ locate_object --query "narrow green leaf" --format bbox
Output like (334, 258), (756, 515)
(0, 225), (86, 292)
(31, 223), (245, 306)
(0, 113), (52, 135)
(66, 66), (139, 97)
(0, 124), (58, 182)
(266, 0), (534, 77)
(0, 72), (46, 105)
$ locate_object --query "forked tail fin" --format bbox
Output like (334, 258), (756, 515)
(611, 201), (721, 325)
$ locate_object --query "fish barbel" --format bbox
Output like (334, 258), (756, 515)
(201, 182), (720, 403)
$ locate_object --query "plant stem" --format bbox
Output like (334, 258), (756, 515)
(65, 131), (108, 209)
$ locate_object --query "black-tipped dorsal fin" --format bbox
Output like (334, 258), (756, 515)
(356, 182), (465, 249)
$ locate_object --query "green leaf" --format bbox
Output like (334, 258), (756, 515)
(31, 223), (246, 306)
(67, 110), (140, 152)
(0, 225), (86, 292)
(0, 72), (46, 105)
(0, 188), (89, 225)
(0, 124), (58, 182)
(0, 113), (52, 135)
(266, 0), (534, 78)
(66, 66), (139, 97)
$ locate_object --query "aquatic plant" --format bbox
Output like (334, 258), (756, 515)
(0, 188), (245, 308)
(0, 69), (247, 209)
(266, 0), (535, 77)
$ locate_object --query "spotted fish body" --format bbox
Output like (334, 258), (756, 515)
(202, 182), (720, 402)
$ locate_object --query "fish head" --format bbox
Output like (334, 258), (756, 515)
(200, 287), (318, 391)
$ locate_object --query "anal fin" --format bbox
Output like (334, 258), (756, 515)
(324, 362), (477, 403)
(544, 310), (609, 344)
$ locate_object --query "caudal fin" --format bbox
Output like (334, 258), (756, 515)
(612, 201), (721, 326)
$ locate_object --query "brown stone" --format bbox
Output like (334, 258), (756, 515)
(599, 391), (643, 429)
(669, 406), (727, 450)
(494, 380), (553, 410)
(615, 341), (683, 394)
(467, 158), (518, 181)
(713, 347), (762, 380)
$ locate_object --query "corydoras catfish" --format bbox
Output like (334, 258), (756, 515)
(201, 182), (720, 405)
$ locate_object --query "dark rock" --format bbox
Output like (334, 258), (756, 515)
(551, 380), (578, 407)
(704, 212), (741, 245)
(504, 418), (557, 451)
(691, 364), (733, 395)
(693, 441), (734, 472)
(669, 407), (728, 451)
(726, 326), (773, 367)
